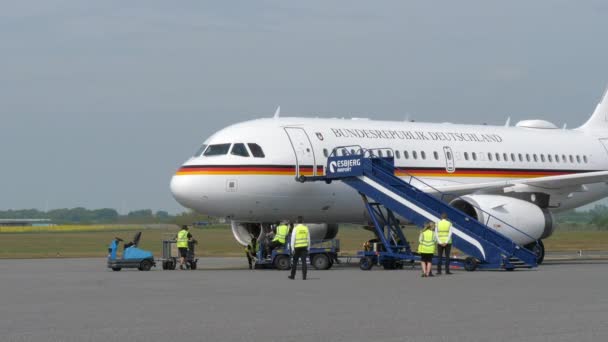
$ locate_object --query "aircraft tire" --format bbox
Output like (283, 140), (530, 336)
(525, 240), (545, 265)
(111, 267), (121, 272)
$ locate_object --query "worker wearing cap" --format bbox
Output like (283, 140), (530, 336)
(177, 225), (192, 270)
(418, 222), (437, 277)
(267, 221), (290, 255)
(435, 213), (453, 275)
(288, 217), (310, 280)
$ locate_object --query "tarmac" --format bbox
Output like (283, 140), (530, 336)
(1, 255), (607, 342)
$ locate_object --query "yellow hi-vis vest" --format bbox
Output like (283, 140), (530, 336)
(273, 225), (288, 244)
(293, 224), (310, 248)
(437, 219), (453, 244)
(418, 229), (436, 254)
(177, 229), (189, 248)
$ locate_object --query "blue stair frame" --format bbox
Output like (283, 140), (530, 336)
(301, 147), (539, 271)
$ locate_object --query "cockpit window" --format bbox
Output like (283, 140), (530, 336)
(247, 143), (265, 158)
(231, 143), (250, 157)
(194, 144), (207, 157)
(204, 143), (231, 156)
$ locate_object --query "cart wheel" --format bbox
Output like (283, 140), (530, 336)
(327, 258), (334, 270)
(190, 261), (197, 270)
(274, 255), (291, 270)
(359, 257), (374, 271)
(111, 267), (122, 272)
(162, 261), (168, 270)
(139, 259), (153, 271)
(382, 259), (397, 270)
(312, 254), (330, 270)
(464, 257), (478, 272)
(169, 258), (177, 270)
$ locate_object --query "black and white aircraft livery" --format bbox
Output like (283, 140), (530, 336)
(171, 88), (608, 261)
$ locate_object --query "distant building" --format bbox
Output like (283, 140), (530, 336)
(0, 219), (52, 227)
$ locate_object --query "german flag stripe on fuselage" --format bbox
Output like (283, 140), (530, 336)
(175, 165), (598, 178)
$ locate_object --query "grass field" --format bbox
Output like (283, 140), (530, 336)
(0, 225), (606, 259)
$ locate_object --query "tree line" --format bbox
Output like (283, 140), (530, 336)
(1, 205), (607, 229)
(0, 208), (215, 225)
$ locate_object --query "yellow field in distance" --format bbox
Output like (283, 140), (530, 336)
(0, 225), (165, 233)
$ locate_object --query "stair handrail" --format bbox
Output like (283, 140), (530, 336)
(328, 145), (540, 248)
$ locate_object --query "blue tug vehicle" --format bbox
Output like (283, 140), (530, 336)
(107, 232), (156, 271)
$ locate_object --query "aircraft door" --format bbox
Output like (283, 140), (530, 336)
(284, 127), (317, 178)
(443, 146), (456, 173)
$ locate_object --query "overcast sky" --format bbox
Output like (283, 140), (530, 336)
(2, 1), (608, 213)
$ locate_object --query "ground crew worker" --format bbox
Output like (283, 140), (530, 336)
(288, 217), (310, 280)
(177, 225), (192, 270)
(435, 213), (453, 275)
(267, 221), (289, 255)
(418, 222), (437, 277)
(245, 236), (258, 270)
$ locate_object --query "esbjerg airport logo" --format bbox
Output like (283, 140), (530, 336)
(329, 158), (361, 173)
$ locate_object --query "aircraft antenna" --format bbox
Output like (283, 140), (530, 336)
(505, 117), (511, 127)
(273, 106), (281, 119)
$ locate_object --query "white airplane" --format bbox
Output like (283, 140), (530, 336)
(170, 89), (608, 262)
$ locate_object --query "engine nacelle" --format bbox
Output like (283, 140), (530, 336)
(450, 195), (555, 245)
(230, 221), (339, 246)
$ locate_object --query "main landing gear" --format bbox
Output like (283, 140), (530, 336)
(525, 240), (545, 265)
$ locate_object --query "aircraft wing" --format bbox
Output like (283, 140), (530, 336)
(426, 170), (608, 197)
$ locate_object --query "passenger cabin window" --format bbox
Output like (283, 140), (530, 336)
(433, 151), (439, 160)
(540, 154), (545, 162)
(511, 153), (516, 162)
(395, 150), (401, 159)
(421, 151), (426, 160)
(569, 155), (574, 163)
(248, 143), (265, 158)
(548, 154), (552, 162)
(323, 148), (328, 158)
(495, 153), (500, 162)
(230, 143), (250, 157)
(413, 151), (418, 159)
(555, 154), (560, 163)
(404, 151), (409, 159)
(472, 152), (477, 161)
(503, 153), (508, 161)
(194, 144), (207, 157)
(518, 153), (523, 162)
(204, 143), (231, 156)
(488, 153), (493, 161)
(584, 155), (588, 163)
(464, 152), (469, 161)
(576, 155), (581, 163)
(533, 154), (538, 162)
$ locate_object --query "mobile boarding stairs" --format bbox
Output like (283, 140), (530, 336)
(299, 146), (539, 271)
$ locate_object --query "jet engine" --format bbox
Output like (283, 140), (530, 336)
(449, 194), (555, 245)
(230, 221), (339, 246)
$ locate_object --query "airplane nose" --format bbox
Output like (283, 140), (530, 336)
(170, 174), (196, 209)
